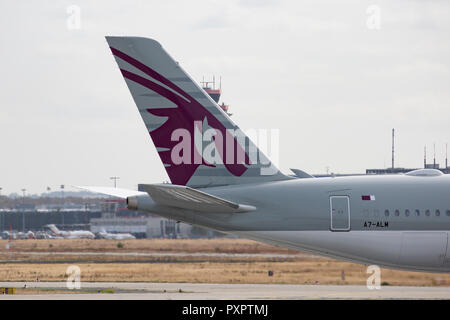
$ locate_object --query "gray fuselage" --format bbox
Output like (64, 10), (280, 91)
(135, 173), (450, 272)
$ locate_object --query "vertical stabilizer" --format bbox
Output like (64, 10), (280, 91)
(106, 36), (290, 187)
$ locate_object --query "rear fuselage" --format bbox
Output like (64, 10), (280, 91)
(137, 174), (450, 272)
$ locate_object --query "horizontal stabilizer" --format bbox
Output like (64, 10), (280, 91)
(290, 168), (315, 179)
(75, 186), (146, 199)
(141, 184), (255, 213)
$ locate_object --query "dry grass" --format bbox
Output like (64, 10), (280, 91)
(0, 253), (301, 264)
(0, 239), (297, 254)
(0, 239), (449, 286)
(6, 288), (102, 295)
(0, 261), (449, 286)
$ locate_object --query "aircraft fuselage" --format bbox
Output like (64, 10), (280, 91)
(135, 173), (450, 272)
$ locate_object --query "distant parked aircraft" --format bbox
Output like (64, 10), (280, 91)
(1, 230), (35, 240)
(96, 228), (135, 240)
(45, 224), (95, 239)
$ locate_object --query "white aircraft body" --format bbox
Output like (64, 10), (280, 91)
(80, 36), (450, 273)
(97, 228), (136, 240)
(1, 230), (35, 240)
(45, 224), (95, 239)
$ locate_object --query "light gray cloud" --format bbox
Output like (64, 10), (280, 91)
(0, 0), (449, 194)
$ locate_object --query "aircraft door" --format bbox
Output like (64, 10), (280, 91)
(330, 196), (350, 231)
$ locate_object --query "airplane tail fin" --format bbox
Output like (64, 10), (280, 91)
(46, 224), (60, 236)
(105, 36), (291, 188)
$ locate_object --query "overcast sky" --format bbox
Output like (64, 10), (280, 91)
(1, 0), (449, 195)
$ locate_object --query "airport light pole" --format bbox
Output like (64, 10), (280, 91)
(61, 185), (65, 227)
(0, 187), (2, 231)
(110, 176), (120, 188)
(21, 188), (26, 232)
(446, 143), (448, 169)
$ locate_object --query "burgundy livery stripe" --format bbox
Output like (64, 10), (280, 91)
(110, 46), (250, 185)
(110, 47), (191, 102)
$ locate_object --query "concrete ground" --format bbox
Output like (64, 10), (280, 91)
(1, 282), (450, 299)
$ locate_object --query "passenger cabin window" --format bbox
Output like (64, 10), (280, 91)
(383, 209), (450, 218)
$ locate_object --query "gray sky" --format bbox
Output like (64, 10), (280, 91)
(1, 0), (449, 195)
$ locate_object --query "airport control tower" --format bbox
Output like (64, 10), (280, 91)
(201, 76), (232, 116)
